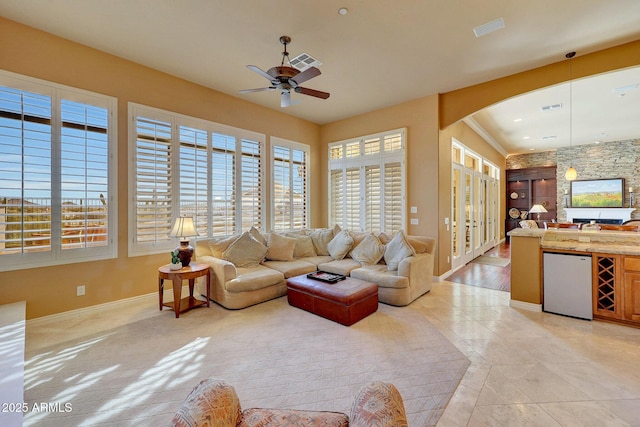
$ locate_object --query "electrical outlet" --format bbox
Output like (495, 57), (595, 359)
(77, 285), (85, 296)
(410, 218), (419, 225)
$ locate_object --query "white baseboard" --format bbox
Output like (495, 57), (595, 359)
(509, 299), (542, 312)
(435, 271), (453, 281)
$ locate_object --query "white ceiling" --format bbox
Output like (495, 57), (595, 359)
(1, 0), (639, 154)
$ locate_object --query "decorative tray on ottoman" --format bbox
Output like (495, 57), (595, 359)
(307, 271), (346, 283)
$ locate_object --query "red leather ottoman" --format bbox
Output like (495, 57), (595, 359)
(286, 275), (378, 326)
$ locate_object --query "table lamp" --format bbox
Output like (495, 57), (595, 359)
(529, 204), (548, 222)
(169, 216), (200, 267)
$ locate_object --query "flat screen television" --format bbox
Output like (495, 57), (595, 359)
(570, 178), (625, 208)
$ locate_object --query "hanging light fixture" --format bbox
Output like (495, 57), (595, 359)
(564, 51), (578, 181)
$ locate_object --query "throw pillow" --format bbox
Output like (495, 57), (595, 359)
(351, 233), (385, 265)
(249, 226), (267, 246)
(309, 227), (335, 256)
(327, 229), (355, 260)
(266, 232), (297, 262)
(348, 231), (369, 257)
(377, 232), (394, 245)
(222, 231), (267, 268)
(383, 230), (416, 271)
(287, 234), (316, 258)
(407, 236), (430, 254)
(209, 235), (240, 258)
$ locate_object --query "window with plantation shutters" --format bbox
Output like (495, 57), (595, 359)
(129, 104), (265, 256)
(328, 128), (405, 233)
(0, 71), (116, 272)
(135, 116), (173, 245)
(271, 139), (309, 232)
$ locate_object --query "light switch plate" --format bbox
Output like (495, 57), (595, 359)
(410, 218), (419, 225)
(410, 206), (417, 214)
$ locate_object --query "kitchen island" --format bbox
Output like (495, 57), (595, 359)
(508, 227), (640, 326)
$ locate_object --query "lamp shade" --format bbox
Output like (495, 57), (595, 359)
(169, 216), (199, 239)
(529, 204), (548, 214)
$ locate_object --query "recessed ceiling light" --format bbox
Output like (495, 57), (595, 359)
(529, 148), (535, 151)
(523, 136), (530, 140)
(513, 118), (522, 122)
(338, 7), (348, 15)
(473, 18), (505, 38)
(594, 141), (600, 144)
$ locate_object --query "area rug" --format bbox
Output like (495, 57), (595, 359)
(471, 255), (510, 267)
(24, 296), (469, 427)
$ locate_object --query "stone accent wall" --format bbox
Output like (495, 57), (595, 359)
(556, 139), (640, 220)
(507, 139), (640, 221)
(506, 150), (556, 169)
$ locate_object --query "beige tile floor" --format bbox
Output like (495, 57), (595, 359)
(24, 280), (640, 426)
(421, 282), (640, 426)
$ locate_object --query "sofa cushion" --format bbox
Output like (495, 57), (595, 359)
(223, 232), (267, 268)
(288, 234), (316, 258)
(377, 232), (393, 244)
(351, 233), (385, 265)
(265, 232), (297, 261)
(327, 229), (354, 260)
(309, 227), (337, 256)
(261, 259), (317, 278)
(350, 265), (409, 289)
(227, 265), (284, 293)
(299, 255), (334, 266)
(249, 226), (267, 246)
(209, 235), (240, 258)
(318, 258), (362, 276)
(407, 236), (430, 254)
(239, 408), (348, 427)
(383, 231), (415, 271)
(347, 231), (369, 257)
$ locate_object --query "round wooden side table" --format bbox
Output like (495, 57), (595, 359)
(158, 263), (210, 318)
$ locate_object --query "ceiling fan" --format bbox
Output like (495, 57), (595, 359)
(240, 36), (330, 108)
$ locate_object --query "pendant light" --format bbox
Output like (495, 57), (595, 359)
(564, 51), (578, 181)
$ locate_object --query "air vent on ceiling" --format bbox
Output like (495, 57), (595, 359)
(613, 83), (639, 95)
(541, 135), (557, 140)
(473, 18), (505, 38)
(540, 103), (562, 112)
(290, 53), (323, 71)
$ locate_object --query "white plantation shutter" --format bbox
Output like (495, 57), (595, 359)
(384, 161), (403, 234)
(365, 165), (381, 233)
(135, 117), (173, 244)
(179, 126), (208, 236)
(272, 141), (308, 232)
(344, 167), (361, 230)
(211, 132), (236, 236)
(0, 72), (116, 271)
(0, 87), (52, 255)
(330, 169), (343, 228)
(60, 100), (109, 250)
(240, 139), (262, 232)
(328, 128), (405, 233)
(129, 104), (266, 255)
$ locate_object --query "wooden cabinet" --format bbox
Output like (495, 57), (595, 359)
(506, 166), (557, 234)
(593, 253), (623, 319)
(623, 257), (640, 322)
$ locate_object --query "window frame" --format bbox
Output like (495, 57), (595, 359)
(0, 70), (118, 272)
(270, 137), (310, 232)
(128, 103), (266, 257)
(328, 128), (407, 234)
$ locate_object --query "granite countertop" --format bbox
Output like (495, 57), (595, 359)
(508, 228), (640, 255)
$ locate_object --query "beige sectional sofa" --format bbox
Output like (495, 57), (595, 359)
(195, 226), (435, 309)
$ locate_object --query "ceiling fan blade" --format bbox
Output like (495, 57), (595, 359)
(281, 91), (291, 108)
(294, 86), (330, 99)
(247, 65), (274, 81)
(290, 66), (321, 86)
(239, 87), (275, 93)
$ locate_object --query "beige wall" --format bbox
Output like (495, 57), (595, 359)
(319, 95), (441, 258)
(0, 17), (320, 319)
